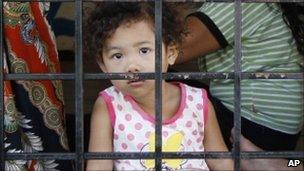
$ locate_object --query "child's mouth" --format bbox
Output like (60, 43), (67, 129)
(128, 79), (143, 83)
(127, 79), (145, 87)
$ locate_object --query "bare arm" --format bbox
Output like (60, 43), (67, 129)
(176, 16), (221, 64)
(204, 100), (234, 171)
(86, 96), (113, 171)
(231, 130), (304, 171)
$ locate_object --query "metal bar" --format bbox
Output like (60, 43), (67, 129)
(75, 0), (84, 170)
(5, 153), (76, 160)
(4, 73), (75, 80)
(240, 0), (304, 2)
(155, 0), (162, 170)
(0, 0), (4, 170)
(165, 72), (304, 80)
(84, 152), (156, 160)
(240, 151), (304, 159)
(86, 0), (233, 2)
(4, 72), (303, 80)
(82, 0), (303, 2)
(233, 1), (242, 170)
(85, 73), (156, 80)
(5, 151), (303, 160)
(162, 151), (304, 159)
(86, 0), (161, 1)
(7, 0), (75, 2)
(84, 152), (233, 159)
(5, 0), (215, 2)
(241, 72), (304, 79)
(3, 0), (302, 3)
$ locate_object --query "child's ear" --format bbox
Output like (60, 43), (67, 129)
(166, 43), (179, 65)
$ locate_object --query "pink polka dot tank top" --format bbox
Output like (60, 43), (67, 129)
(100, 82), (209, 171)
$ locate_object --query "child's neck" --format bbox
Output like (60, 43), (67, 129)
(134, 82), (181, 120)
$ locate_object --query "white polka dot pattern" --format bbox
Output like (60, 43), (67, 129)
(101, 83), (209, 171)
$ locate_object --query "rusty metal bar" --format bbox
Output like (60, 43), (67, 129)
(4, 72), (303, 80)
(75, 0), (84, 170)
(5, 151), (303, 160)
(233, 0), (242, 170)
(0, 0), (4, 170)
(155, 0), (163, 170)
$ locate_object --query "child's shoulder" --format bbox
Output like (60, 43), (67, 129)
(98, 86), (122, 98)
(99, 85), (116, 94)
(177, 82), (209, 107)
(97, 86), (127, 105)
(177, 82), (207, 94)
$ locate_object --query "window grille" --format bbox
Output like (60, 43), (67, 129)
(1, 0), (303, 171)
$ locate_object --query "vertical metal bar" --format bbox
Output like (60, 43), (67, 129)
(233, 1), (242, 170)
(0, 1), (4, 171)
(75, 0), (84, 170)
(155, 0), (162, 170)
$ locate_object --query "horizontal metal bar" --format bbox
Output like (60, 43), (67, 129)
(162, 152), (233, 159)
(85, 72), (234, 80)
(243, 72), (303, 79)
(5, 0), (75, 2)
(84, 152), (155, 159)
(85, 73), (155, 80)
(4, 0), (301, 4)
(4, 73), (155, 80)
(83, 0), (155, 2)
(84, 152), (233, 159)
(83, 0), (301, 2)
(241, 0), (304, 2)
(165, 0), (235, 2)
(4, 72), (303, 80)
(166, 72), (304, 80)
(5, 0), (227, 2)
(4, 73), (75, 80)
(5, 151), (302, 160)
(82, 0), (232, 2)
(84, 151), (304, 160)
(5, 153), (76, 160)
(241, 151), (304, 159)
(165, 72), (234, 80)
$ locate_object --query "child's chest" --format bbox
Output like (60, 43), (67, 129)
(112, 106), (205, 152)
(112, 111), (208, 171)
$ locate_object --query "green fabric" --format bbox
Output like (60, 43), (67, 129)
(198, 3), (303, 134)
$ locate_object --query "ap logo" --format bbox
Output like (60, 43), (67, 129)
(287, 160), (301, 167)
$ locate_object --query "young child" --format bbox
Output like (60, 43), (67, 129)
(85, 2), (233, 171)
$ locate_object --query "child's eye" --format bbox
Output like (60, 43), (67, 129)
(139, 47), (151, 55)
(111, 53), (123, 60)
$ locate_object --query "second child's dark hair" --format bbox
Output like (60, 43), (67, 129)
(279, 3), (304, 56)
(85, 2), (185, 61)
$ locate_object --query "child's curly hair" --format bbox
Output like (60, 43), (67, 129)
(84, 2), (185, 61)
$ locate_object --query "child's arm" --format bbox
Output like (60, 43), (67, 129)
(204, 100), (234, 171)
(86, 96), (113, 171)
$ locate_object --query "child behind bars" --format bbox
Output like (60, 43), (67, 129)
(85, 2), (233, 171)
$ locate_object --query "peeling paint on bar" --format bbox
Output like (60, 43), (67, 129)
(255, 73), (270, 79)
(246, 73), (302, 79)
(5, 151), (303, 160)
(3, 72), (303, 80)
(280, 73), (286, 78)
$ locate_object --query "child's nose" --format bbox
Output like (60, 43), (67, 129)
(127, 63), (140, 73)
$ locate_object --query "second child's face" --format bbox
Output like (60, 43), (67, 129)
(99, 20), (177, 97)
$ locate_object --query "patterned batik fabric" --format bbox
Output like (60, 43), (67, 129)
(100, 82), (209, 171)
(3, 2), (73, 171)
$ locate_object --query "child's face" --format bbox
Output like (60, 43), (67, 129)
(99, 20), (178, 96)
